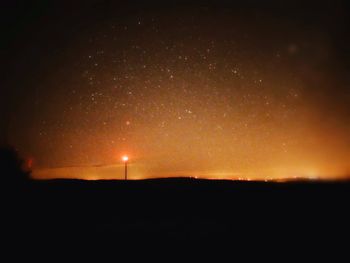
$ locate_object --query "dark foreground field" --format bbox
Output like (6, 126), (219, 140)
(3, 178), (350, 258)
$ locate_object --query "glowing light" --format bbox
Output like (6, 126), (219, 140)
(122, 156), (129, 162)
(27, 158), (34, 169)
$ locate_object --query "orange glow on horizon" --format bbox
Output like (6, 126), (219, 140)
(6, 4), (350, 183)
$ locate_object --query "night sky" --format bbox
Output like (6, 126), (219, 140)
(2, 0), (350, 180)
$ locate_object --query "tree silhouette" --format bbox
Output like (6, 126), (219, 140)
(0, 145), (30, 184)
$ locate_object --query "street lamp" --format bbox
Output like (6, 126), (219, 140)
(122, 155), (129, 180)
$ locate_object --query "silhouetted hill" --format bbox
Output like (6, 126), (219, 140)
(2, 177), (350, 258)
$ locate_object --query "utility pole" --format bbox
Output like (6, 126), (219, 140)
(122, 156), (129, 180)
(124, 160), (128, 180)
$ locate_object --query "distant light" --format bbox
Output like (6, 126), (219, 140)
(122, 156), (129, 162)
(27, 158), (34, 169)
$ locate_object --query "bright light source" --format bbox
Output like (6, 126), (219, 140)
(122, 156), (129, 162)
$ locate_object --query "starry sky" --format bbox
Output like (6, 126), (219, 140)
(2, 0), (350, 180)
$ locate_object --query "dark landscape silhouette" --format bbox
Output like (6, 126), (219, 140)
(2, 145), (349, 258)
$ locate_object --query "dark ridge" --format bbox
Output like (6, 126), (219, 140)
(2, 172), (350, 258)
